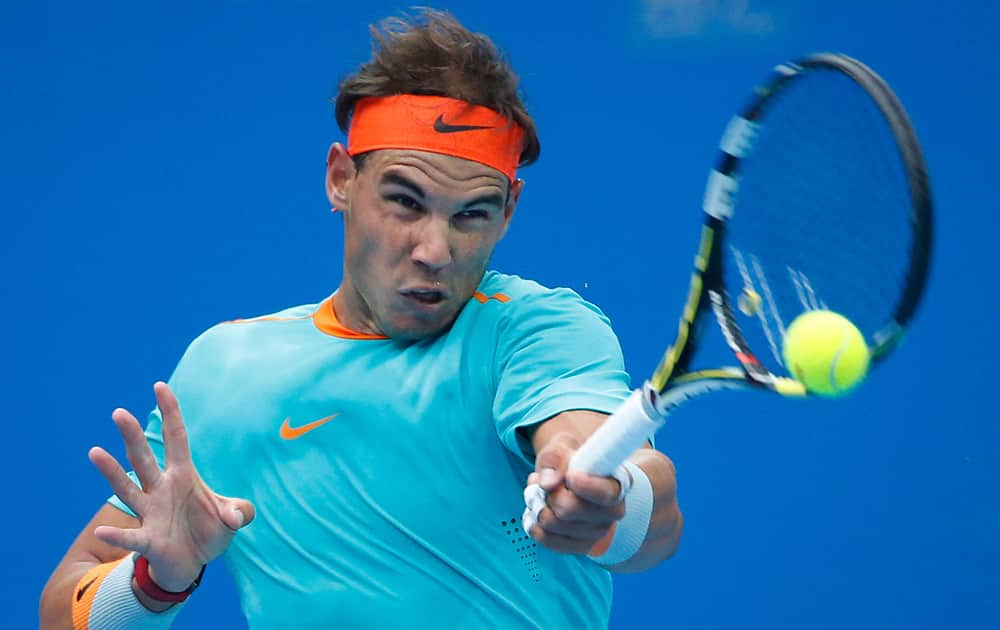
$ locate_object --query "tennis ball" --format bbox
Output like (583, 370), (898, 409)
(782, 310), (870, 397)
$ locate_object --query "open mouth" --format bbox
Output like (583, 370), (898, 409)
(401, 289), (446, 305)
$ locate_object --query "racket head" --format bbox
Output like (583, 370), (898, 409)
(669, 53), (933, 393)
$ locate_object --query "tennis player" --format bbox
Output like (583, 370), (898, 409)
(40, 9), (682, 629)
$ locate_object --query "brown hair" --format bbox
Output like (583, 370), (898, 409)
(334, 8), (540, 169)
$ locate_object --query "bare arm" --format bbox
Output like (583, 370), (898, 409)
(525, 410), (683, 572)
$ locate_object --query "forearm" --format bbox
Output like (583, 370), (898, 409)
(40, 558), (102, 629)
(606, 448), (683, 573)
(39, 556), (175, 629)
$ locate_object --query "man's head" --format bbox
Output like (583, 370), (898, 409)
(326, 9), (540, 340)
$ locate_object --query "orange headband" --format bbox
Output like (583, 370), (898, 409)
(347, 95), (525, 180)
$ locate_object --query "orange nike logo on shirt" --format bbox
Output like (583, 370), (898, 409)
(279, 414), (340, 440)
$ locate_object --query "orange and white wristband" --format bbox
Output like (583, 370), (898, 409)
(72, 554), (184, 630)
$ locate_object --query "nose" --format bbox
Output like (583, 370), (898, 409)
(411, 216), (453, 271)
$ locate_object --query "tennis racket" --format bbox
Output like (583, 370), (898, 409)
(570, 52), (934, 478)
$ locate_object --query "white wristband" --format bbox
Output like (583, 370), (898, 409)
(588, 460), (654, 566)
(86, 554), (183, 630)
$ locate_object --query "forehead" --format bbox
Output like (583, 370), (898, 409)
(362, 149), (509, 193)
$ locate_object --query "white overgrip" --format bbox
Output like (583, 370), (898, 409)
(568, 387), (666, 477)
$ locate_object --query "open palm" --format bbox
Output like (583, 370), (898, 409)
(88, 382), (255, 591)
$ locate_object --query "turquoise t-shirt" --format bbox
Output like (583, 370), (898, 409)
(110, 270), (632, 629)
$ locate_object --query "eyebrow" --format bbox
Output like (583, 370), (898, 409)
(381, 173), (426, 199)
(380, 172), (507, 210)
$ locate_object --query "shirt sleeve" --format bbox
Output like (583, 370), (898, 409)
(492, 287), (632, 464)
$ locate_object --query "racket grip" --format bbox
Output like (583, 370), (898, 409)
(569, 386), (667, 477)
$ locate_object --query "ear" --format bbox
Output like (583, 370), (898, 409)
(500, 178), (524, 237)
(326, 143), (356, 212)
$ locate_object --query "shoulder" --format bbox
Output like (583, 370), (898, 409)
(475, 270), (614, 331)
(220, 302), (320, 327)
(180, 300), (322, 364)
(476, 270), (574, 302)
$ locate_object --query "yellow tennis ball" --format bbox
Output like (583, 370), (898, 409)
(782, 310), (871, 397)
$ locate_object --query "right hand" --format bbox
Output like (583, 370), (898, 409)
(522, 432), (625, 556)
(88, 381), (255, 591)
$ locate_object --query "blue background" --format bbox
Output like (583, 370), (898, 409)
(7, 1), (998, 627)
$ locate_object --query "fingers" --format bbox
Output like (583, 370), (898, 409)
(111, 407), (162, 490)
(526, 501), (615, 554)
(89, 446), (146, 516)
(523, 481), (624, 555)
(220, 498), (256, 531)
(527, 524), (605, 555)
(93, 524), (150, 555)
(533, 432), (580, 492)
(527, 432), (632, 555)
(527, 485), (622, 540)
(532, 505), (612, 538)
(155, 382), (193, 470)
(526, 470), (622, 514)
(565, 469), (624, 508)
(547, 484), (625, 524)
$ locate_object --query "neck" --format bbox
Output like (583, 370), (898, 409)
(331, 280), (382, 336)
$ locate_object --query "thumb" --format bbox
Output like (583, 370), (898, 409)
(221, 498), (255, 531)
(534, 432), (579, 491)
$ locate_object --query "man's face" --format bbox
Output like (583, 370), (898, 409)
(327, 145), (523, 340)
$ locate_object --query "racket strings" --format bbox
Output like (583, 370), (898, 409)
(722, 69), (916, 373)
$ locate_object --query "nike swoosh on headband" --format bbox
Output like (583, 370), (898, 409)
(433, 115), (493, 133)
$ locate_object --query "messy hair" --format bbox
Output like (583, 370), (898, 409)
(334, 8), (540, 169)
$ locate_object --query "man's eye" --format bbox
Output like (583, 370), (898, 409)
(457, 210), (489, 220)
(389, 194), (421, 210)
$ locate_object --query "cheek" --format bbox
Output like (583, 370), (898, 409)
(451, 235), (500, 280)
(347, 215), (410, 275)
(463, 228), (505, 263)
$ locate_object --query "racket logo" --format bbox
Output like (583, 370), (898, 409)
(703, 170), (739, 219)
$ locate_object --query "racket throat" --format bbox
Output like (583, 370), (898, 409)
(652, 376), (746, 416)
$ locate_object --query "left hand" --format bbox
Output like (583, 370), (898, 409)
(522, 432), (626, 555)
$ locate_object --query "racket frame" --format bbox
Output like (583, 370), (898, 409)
(570, 52), (933, 476)
(655, 52), (933, 397)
